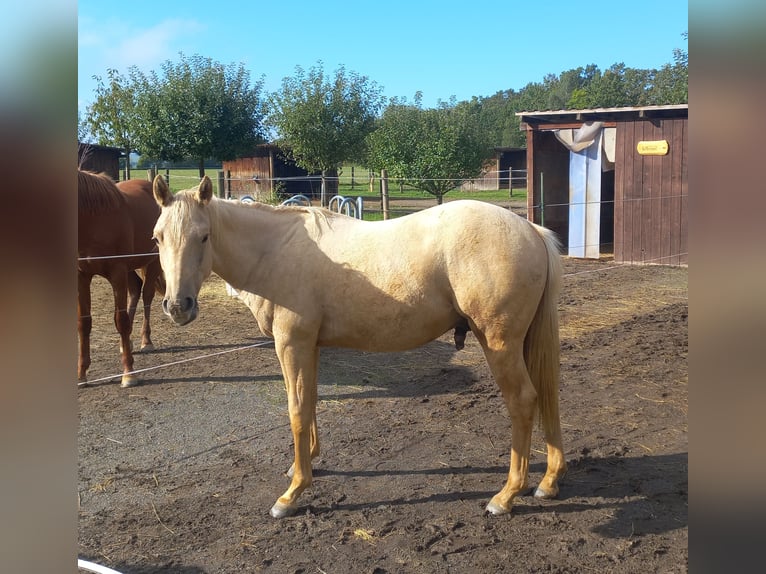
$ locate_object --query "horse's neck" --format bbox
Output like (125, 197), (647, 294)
(210, 202), (300, 292)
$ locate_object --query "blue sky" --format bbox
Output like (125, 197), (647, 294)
(78, 0), (687, 113)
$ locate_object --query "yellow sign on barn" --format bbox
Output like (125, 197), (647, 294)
(636, 140), (669, 156)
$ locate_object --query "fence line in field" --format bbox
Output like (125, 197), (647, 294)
(78, 189), (685, 264)
(77, 339), (275, 387)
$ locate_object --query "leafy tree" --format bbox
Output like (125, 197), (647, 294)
(268, 62), (385, 204)
(366, 97), (494, 204)
(131, 54), (266, 177)
(83, 68), (141, 178)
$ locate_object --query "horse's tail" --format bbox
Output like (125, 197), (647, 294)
(524, 224), (563, 436)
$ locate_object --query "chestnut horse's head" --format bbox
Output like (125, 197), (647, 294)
(152, 175), (214, 326)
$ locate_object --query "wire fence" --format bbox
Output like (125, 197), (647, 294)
(78, 181), (686, 266)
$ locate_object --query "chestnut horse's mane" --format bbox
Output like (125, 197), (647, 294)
(78, 170), (126, 214)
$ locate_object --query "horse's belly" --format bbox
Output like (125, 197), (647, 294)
(317, 306), (459, 352)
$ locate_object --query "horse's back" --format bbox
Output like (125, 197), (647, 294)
(332, 200), (543, 271)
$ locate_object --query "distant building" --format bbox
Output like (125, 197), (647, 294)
(222, 144), (337, 200)
(517, 105), (687, 265)
(78, 142), (124, 181)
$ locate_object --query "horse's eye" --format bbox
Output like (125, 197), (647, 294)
(202, 234), (209, 244)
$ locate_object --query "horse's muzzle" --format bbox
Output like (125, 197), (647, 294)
(162, 296), (198, 325)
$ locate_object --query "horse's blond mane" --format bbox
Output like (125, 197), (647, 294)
(207, 197), (337, 240)
(78, 170), (126, 214)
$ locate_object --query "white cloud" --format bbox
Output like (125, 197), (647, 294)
(78, 17), (206, 110)
(105, 18), (206, 71)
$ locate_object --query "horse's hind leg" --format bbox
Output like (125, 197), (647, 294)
(479, 334), (538, 515)
(534, 390), (566, 500)
(77, 272), (93, 383)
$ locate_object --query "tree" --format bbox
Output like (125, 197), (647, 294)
(83, 69), (140, 178)
(366, 97), (495, 204)
(647, 33), (688, 105)
(131, 54), (266, 177)
(268, 62), (384, 204)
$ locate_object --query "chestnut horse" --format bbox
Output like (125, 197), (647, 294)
(77, 170), (164, 387)
(152, 175), (567, 518)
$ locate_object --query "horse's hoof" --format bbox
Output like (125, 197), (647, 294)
(270, 501), (298, 519)
(485, 498), (511, 516)
(120, 375), (139, 388)
(534, 486), (558, 499)
(140, 343), (155, 352)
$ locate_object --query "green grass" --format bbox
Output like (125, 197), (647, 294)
(130, 165), (527, 205)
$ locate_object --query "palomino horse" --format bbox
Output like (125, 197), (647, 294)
(152, 175), (567, 518)
(78, 170), (164, 387)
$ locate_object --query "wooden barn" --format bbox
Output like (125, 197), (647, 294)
(496, 147), (528, 190)
(78, 142), (124, 181)
(517, 105), (687, 265)
(459, 147), (527, 192)
(222, 144), (337, 200)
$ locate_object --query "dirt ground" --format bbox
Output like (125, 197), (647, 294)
(78, 229), (688, 573)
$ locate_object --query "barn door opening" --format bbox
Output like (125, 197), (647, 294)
(555, 123), (615, 258)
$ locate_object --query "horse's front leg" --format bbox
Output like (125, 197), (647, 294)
(286, 414), (320, 478)
(138, 265), (161, 351)
(109, 270), (137, 388)
(270, 341), (320, 518)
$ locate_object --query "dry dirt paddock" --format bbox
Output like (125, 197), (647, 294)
(78, 256), (688, 574)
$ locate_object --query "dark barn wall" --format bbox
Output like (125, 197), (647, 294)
(614, 118), (687, 265)
(526, 130), (569, 246)
(496, 148), (528, 189)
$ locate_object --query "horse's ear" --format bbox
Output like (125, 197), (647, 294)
(153, 175), (173, 207)
(196, 176), (214, 205)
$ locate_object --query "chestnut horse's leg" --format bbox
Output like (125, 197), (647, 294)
(77, 271), (93, 383)
(479, 334), (538, 515)
(138, 262), (163, 351)
(270, 341), (320, 518)
(108, 269), (137, 388)
(126, 270), (142, 344)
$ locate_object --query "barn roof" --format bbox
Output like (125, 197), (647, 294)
(516, 104), (688, 127)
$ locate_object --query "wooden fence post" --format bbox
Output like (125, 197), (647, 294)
(380, 168), (389, 220)
(321, 170), (328, 207)
(217, 170), (225, 198)
(540, 172), (545, 227)
(147, 166), (156, 182)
